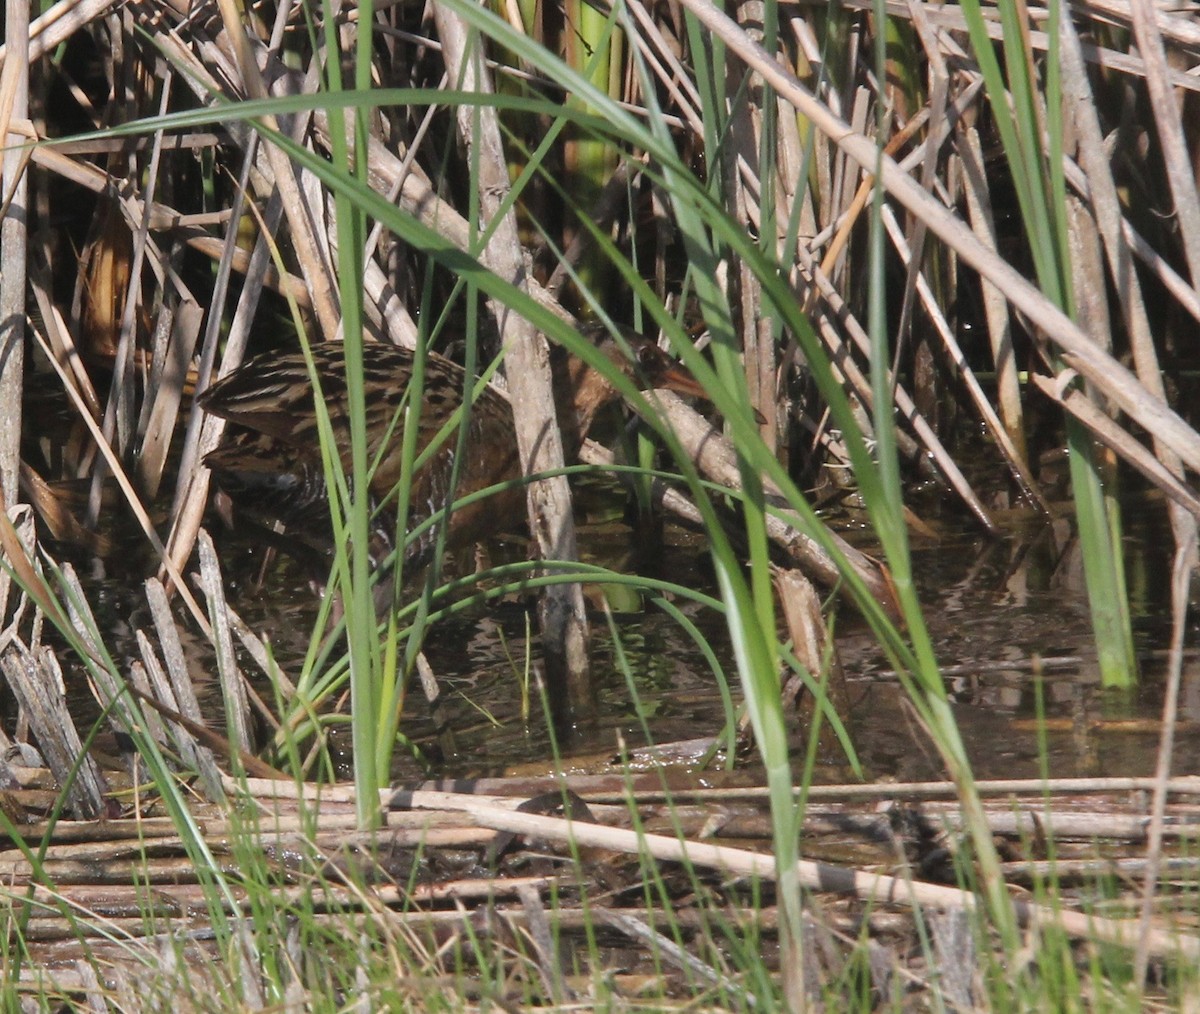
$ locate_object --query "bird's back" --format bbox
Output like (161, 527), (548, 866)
(200, 343), (523, 558)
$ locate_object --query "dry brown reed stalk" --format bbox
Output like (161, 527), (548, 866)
(211, 0), (340, 342)
(402, 790), (1200, 962)
(433, 4), (592, 707)
(0, 0), (30, 509)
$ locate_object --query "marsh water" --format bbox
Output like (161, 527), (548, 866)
(47, 489), (1200, 786)
(136, 494), (1194, 787)
(841, 509), (1200, 783)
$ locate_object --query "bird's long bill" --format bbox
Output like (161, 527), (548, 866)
(653, 358), (769, 426)
(654, 361), (709, 400)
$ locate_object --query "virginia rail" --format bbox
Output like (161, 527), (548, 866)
(198, 328), (705, 567)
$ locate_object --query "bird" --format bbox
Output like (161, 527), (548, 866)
(197, 325), (706, 570)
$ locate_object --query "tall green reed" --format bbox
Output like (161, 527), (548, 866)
(960, 0), (1136, 688)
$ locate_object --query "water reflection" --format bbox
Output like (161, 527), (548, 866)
(839, 510), (1199, 782)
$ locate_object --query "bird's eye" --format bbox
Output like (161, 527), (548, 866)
(636, 345), (658, 368)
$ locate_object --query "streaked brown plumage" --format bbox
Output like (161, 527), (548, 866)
(198, 330), (704, 566)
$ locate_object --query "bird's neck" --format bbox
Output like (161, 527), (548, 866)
(551, 351), (619, 452)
